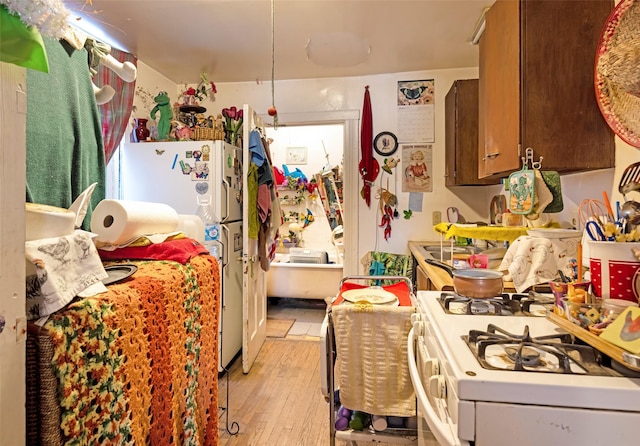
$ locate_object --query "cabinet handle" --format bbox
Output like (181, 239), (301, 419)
(485, 152), (500, 159)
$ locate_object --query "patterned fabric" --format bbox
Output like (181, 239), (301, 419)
(498, 236), (580, 292)
(97, 46), (136, 164)
(42, 256), (219, 445)
(360, 251), (413, 286)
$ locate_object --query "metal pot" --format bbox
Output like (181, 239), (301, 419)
(452, 269), (504, 298)
(424, 258), (504, 298)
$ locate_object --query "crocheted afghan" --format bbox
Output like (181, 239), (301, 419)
(33, 256), (220, 446)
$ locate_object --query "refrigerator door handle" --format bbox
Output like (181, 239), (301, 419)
(221, 225), (229, 268)
(222, 177), (230, 221)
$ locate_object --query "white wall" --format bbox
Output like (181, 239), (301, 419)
(132, 61), (638, 272)
(208, 67), (495, 266)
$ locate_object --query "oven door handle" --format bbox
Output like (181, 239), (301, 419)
(407, 326), (469, 446)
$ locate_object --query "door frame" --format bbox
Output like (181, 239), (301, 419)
(261, 110), (360, 277)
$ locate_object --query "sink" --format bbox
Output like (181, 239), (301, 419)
(420, 245), (476, 262)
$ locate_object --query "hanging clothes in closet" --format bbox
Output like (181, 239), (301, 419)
(247, 128), (282, 271)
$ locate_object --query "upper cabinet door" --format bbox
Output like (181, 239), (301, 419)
(480, 0), (520, 178)
(479, 0), (615, 178)
(446, 79), (500, 186)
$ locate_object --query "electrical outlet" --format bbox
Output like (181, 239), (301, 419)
(432, 211), (441, 225)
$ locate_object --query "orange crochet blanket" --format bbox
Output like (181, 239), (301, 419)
(28, 256), (220, 446)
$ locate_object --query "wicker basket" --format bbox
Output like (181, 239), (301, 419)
(192, 127), (225, 141)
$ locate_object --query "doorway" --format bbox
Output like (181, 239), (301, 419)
(262, 110), (359, 277)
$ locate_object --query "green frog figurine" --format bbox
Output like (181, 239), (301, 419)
(150, 91), (173, 140)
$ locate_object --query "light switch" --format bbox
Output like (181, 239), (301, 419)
(432, 211), (441, 225)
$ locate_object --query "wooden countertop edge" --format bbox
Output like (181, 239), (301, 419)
(547, 313), (640, 372)
(409, 241), (516, 292)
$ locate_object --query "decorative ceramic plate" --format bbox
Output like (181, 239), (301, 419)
(526, 229), (582, 239)
(373, 131), (398, 156)
(102, 265), (138, 286)
(341, 287), (398, 305)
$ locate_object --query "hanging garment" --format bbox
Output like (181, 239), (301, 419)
(26, 37), (106, 230)
(358, 86), (379, 207)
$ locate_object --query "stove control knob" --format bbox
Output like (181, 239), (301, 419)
(425, 358), (440, 375)
(428, 375), (446, 399)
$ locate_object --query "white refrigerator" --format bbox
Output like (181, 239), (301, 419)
(119, 140), (243, 371)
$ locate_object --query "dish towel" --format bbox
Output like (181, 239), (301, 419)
(25, 230), (108, 320)
(332, 302), (416, 417)
(498, 235), (580, 292)
(434, 222), (529, 243)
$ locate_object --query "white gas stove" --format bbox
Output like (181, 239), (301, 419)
(408, 291), (640, 446)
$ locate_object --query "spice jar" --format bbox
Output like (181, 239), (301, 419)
(601, 299), (639, 323)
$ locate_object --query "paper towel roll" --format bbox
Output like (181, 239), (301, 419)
(90, 199), (180, 244)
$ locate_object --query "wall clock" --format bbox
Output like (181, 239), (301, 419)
(373, 131), (398, 156)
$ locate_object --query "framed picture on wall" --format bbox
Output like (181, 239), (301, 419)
(286, 146), (308, 165)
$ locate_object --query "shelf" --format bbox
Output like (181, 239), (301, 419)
(335, 427), (417, 444)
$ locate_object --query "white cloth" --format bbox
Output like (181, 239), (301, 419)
(332, 303), (416, 417)
(499, 235), (581, 292)
(25, 230), (108, 320)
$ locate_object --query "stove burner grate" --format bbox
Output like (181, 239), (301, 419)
(439, 292), (554, 316)
(464, 324), (615, 375)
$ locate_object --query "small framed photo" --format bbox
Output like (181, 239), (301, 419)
(286, 146), (307, 165)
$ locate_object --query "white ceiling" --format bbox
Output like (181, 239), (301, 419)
(67, 0), (494, 84)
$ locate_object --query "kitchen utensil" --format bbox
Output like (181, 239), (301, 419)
(489, 195), (507, 224)
(507, 165), (535, 215)
(102, 264), (138, 285)
(578, 198), (609, 228)
(452, 269), (504, 298)
(619, 161), (640, 199)
(602, 191), (615, 221)
(540, 170), (563, 213)
(423, 258), (504, 298)
(341, 287), (398, 305)
(447, 206), (460, 223)
(586, 221), (615, 241)
(620, 200), (640, 226)
(557, 269), (569, 283)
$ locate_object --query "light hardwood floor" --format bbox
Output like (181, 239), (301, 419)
(217, 301), (406, 445)
(218, 337), (329, 445)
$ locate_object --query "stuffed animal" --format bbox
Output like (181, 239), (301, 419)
(282, 164), (307, 181)
(151, 91), (173, 140)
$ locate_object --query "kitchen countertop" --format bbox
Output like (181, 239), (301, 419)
(409, 240), (517, 293)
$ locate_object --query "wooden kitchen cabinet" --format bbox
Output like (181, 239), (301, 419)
(445, 79), (500, 186)
(416, 264), (432, 291)
(479, 0), (614, 178)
